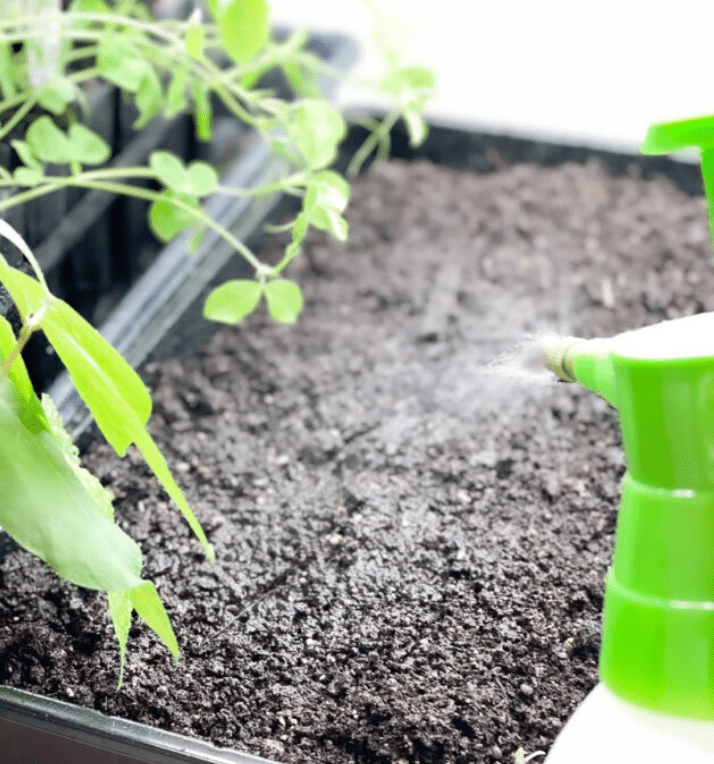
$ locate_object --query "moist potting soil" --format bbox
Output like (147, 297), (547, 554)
(2, 157), (714, 763)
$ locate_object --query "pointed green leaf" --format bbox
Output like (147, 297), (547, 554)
(68, 123), (111, 165)
(0, 255), (152, 455)
(0, 383), (144, 591)
(132, 427), (214, 561)
(129, 581), (179, 660)
(148, 190), (200, 241)
(108, 589), (132, 687)
(219, 0), (269, 64)
(286, 100), (346, 170)
(204, 280), (263, 323)
(264, 279), (303, 324)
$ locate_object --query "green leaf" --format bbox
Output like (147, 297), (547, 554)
(129, 581), (179, 660)
(303, 170), (350, 241)
(203, 280), (263, 323)
(0, 254), (213, 561)
(219, 0), (269, 64)
(148, 189), (201, 241)
(97, 32), (148, 92)
(11, 140), (40, 170)
(134, 67), (163, 129)
(186, 162), (219, 196)
(402, 108), (428, 147)
(0, 382), (144, 591)
(0, 44), (17, 99)
(280, 61), (321, 99)
(37, 74), (76, 115)
(285, 100), (346, 170)
(0, 316), (47, 434)
(150, 152), (218, 196)
(185, 25), (205, 60)
(13, 167), (44, 187)
(26, 116), (72, 164)
(191, 80), (212, 141)
(25, 119), (110, 167)
(150, 151), (187, 191)
(68, 123), (111, 165)
(108, 589), (132, 687)
(165, 63), (189, 118)
(264, 279), (303, 324)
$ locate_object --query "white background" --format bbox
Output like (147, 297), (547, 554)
(271, 0), (714, 157)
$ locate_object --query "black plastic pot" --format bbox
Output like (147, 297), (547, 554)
(1, 110), (707, 762)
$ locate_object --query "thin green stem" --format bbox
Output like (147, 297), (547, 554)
(0, 94), (37, 142)
(0, 323), (35, 387)
(346, 109), (400, 178)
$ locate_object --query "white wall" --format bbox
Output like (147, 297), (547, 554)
(270, 0), (714, 155)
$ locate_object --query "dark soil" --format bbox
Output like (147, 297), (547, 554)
(3, 157), (714, 763)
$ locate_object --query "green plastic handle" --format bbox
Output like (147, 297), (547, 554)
(641, 114), (714, 253)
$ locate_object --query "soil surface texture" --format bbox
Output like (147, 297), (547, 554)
(3, 157), (714, 763)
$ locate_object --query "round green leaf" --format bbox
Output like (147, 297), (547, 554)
(204, 280), (263, 323)
(264, 279), (303, 324)
(149, 191), (200, 242)
(219, 0), (269, 64)
(286, 100), (346, 170)
(186, 161), (219, 196)
(26, 116), (71, 164)
(37, 74), (76, 115)
(150, 151), (188, 192)
(68, 123), (111, 165)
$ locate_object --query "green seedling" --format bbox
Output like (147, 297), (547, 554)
(0, 0), (433, 682)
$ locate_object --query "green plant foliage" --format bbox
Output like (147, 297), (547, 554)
(149, 189), (202, 241)
(218, 0), (269, 64)
(264, 278), (303, 324)
(25, 117), (111, 166)
(150, 151), (219, 196)
(203, 279), (263, 323)
(0, 0), (433, 676)
(285, 100), (347, 170)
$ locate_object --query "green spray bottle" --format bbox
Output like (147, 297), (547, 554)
(542, 113), (714, 762)
(543, 314), (714, 761)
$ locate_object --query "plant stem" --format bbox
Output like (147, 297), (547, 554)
(346, 108), (400, 178)
(0, 321), (36, 386)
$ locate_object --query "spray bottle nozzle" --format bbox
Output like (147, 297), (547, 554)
(541, 336), (585, 382)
